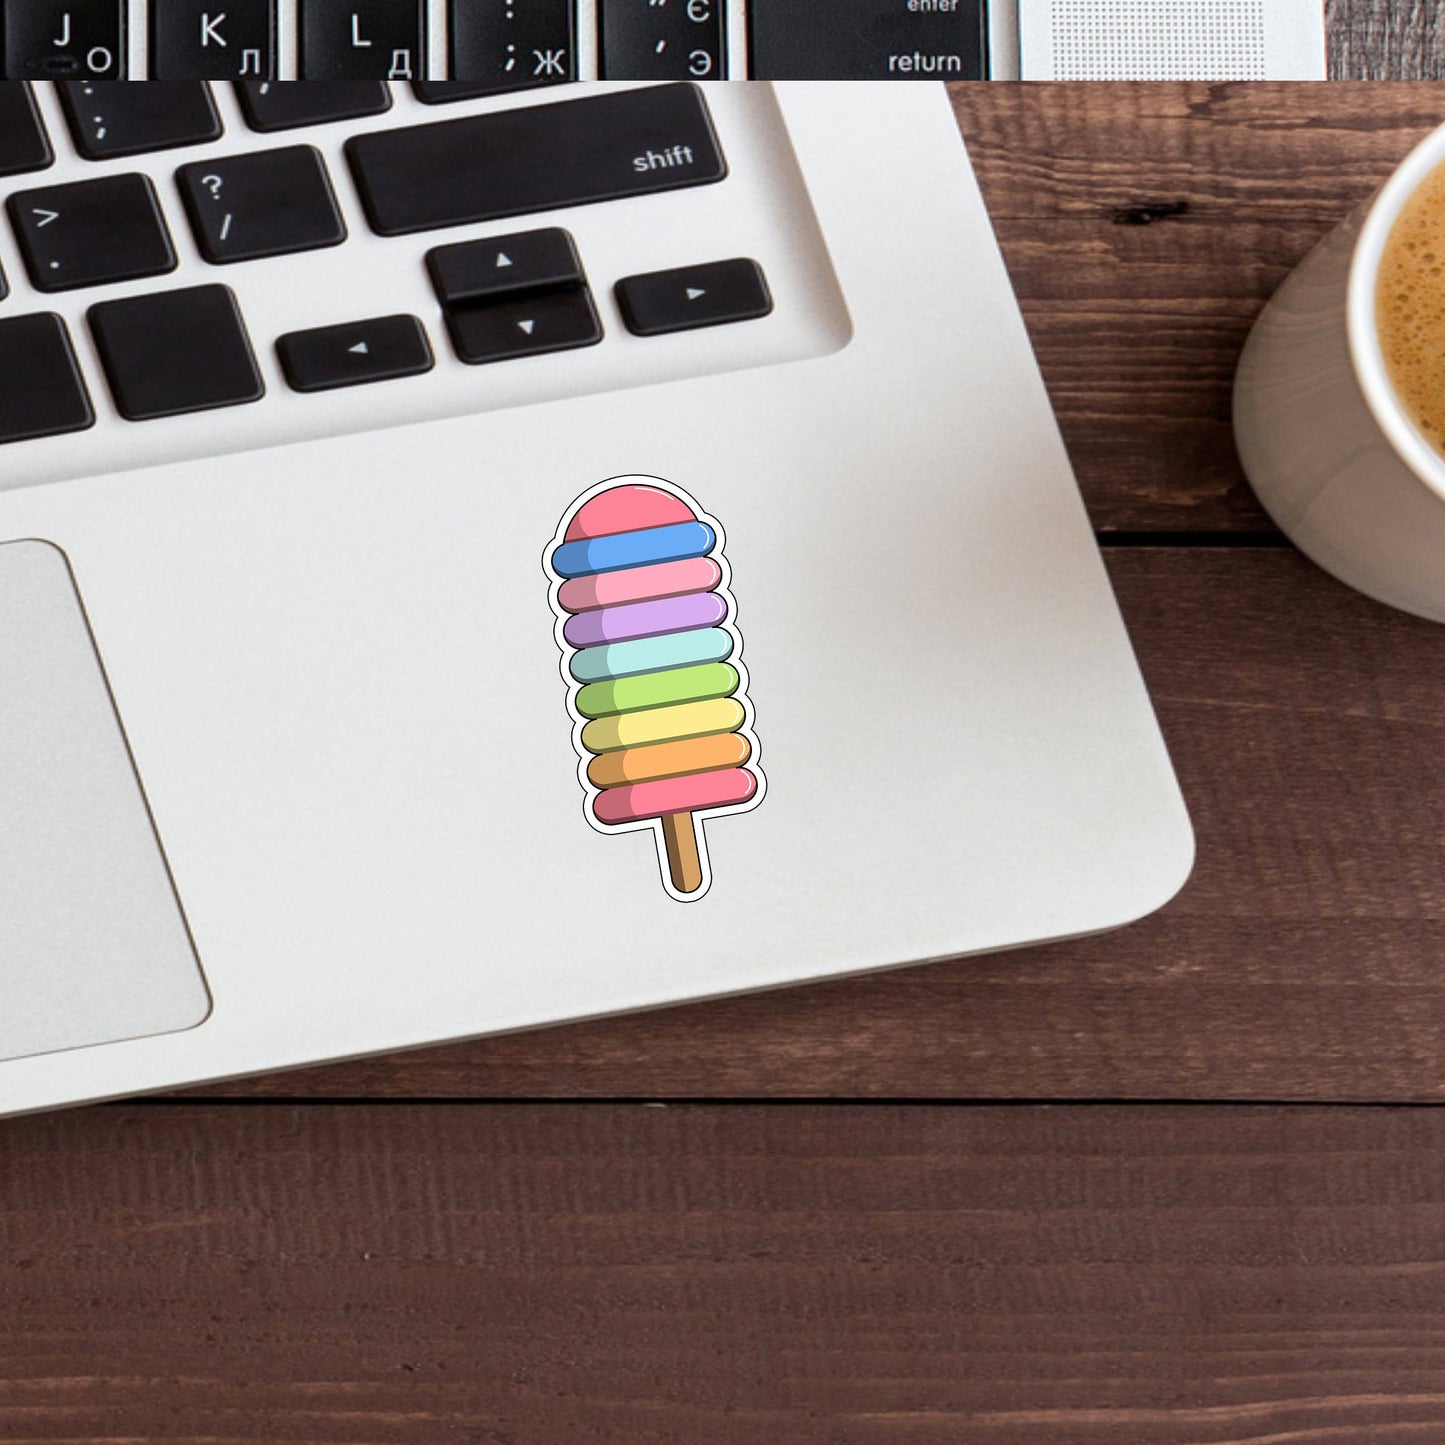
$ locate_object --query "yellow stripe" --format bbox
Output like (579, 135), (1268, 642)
(581, 697), (745, 754)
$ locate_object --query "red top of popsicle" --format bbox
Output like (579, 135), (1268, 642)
(564, 484), (697, 542)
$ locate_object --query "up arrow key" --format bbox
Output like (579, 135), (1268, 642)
(348, 341), (369, 355)
(495, 253), (513, 268)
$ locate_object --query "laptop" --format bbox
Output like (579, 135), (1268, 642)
(2, 0), (1327, 81)
(0, 79), (1192, 1116)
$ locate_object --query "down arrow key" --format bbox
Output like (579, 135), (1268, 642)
(445, 288), (603, 366)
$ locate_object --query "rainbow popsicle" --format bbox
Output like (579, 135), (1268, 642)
(547, 478), (763, 900)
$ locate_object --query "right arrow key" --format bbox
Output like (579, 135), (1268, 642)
(615, 259), (773, 337)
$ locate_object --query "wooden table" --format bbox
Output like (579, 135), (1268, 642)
(1332, 0), (1444, 76)
(6, 80), (1445, 1442)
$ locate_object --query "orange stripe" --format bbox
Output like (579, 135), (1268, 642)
(587, 732), (751, 789)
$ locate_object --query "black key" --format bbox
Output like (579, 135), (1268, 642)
(8, 174), (176, 293)
(447, 0), (575, 91)
(299, 0), (426, 80)
(616, 258), (772, 336)
(59, 82), (222, 159)
(748, 0), (987, 78)
(446, 287), (601, 365)
(178, 145), (346, 263)
(2, 0), (125, 79)
(0, 313), (93, 444)
(0, 260), (6, 300)
(427, 228), (582, 306)
(277, 314), (433, 392)
(89, 284), (263, 420)
(0, 85), (54, 177)
(599, 0), (724, 79)
(411, 81), (501, 102)
(346, 82), (725, 237)
(235, 79), (391, 131)
(152, 0), (277, 81)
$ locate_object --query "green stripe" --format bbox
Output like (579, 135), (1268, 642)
(576, 662), (740, 719)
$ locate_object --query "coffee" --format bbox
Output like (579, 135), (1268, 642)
(1377, 158), (1445, 455)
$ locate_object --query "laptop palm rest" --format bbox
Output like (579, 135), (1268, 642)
(0, 540), (209, 1065)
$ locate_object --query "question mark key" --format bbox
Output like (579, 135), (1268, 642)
(177, 146), (347, 265)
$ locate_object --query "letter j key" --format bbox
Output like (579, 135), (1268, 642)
(2, 0), (126, 79)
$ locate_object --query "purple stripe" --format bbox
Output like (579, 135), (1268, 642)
(564, 591), (727, 648)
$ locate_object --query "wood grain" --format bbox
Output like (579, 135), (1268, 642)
(189, 548), (1445, 1102)
(950, 83), (1445, 532)
(3, 1102), (1445, 1445)
(1333, 0), (1445, 78)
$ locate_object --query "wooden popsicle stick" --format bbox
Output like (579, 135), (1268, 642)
(661, 811), (704, 895)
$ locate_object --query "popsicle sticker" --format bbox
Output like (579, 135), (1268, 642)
(546, 477), (764, 902)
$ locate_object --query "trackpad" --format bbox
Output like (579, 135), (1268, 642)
(0, 540), (209, 1063)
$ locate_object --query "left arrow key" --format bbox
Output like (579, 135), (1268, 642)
(276, 314), (435, 392)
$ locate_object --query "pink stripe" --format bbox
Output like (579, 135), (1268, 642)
(594, 768), (757, 825)
(558, 556), (721, 613)
(564, 484), (695, 541)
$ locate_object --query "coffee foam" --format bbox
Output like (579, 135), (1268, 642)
(1377, 158), (1445, 456)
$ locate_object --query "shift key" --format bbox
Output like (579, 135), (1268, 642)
(345, 83), (726, 237)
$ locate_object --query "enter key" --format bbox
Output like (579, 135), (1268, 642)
(748, 0), (987, 78)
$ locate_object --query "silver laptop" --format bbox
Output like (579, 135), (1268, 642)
(5, 0), (1326, 81)
(0, 79), (1191, 1116)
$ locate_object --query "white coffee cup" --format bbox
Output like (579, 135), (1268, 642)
(1235, 119), (1445, 624)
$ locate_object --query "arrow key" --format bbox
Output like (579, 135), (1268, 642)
(426, 228), (583, 308)
(616, 258), (772, 336)
(7, 174), (176, 293)
(277, 314), (434, 392)
(446, 287), (602, 365)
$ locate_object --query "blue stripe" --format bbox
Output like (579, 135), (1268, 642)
(551, 521), (716, 578)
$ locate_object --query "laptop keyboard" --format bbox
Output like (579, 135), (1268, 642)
(0, 79), (850, 488)
(0, 1), (991, 81)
